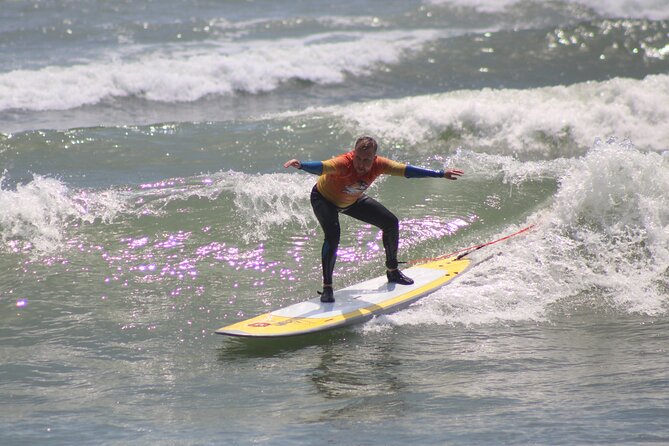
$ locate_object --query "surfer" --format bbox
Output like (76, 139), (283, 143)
(284, 136), (463, 303)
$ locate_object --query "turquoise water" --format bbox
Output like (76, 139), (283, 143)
(1, 1), (668, 444)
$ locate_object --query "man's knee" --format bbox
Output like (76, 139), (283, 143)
(383, 213), (399, 233)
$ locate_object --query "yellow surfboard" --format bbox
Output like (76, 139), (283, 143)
(215, 256), (470, 338)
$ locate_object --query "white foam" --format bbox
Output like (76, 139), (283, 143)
(429, 0), (669, 20)
(312, 74), (669, 156)
(132, 170), (316, 242)
(0, 175), (125, 253)
(0, 29), (440, 112)
(229, 171), (316, 241)
(427, 0), (529, 14)
(364, 140), (668, 330)
(547, 139), (669, 314)
(0, 169), (317, 252)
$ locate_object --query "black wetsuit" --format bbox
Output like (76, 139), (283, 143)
(311, 185), (399, 286)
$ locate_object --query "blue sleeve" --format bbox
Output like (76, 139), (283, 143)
(299, 161), (323, 175)
(404, 165), (444, 178)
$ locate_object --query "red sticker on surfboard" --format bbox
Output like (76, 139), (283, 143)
(248, 322), (271, 327)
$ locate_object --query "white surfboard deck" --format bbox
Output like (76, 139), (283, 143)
(215, 256), (470, 338)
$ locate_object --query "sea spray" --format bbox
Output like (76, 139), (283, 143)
(231, 172), (316, 241)
(367, 140), (668, 331)
(0, 175), (124, 252)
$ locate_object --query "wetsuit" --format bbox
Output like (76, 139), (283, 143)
(300, 151), (446, 286)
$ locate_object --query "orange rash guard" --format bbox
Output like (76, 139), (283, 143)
(316, 151), (406, 208)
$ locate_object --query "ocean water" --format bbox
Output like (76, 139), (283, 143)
(1, 0), (668, 444)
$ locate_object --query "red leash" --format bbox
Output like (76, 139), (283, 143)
(407, 223), (536, 265)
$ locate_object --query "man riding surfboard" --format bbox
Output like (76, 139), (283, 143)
(284, 136), (463, 302)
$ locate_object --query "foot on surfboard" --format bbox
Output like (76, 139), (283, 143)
(318, 286), (335, 303)
(387, 269), (414, 285)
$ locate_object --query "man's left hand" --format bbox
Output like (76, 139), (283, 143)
(444, 169), (464, 180)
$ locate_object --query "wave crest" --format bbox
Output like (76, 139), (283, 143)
(0, 175), (124, 253)
(0, 30), (439, 112)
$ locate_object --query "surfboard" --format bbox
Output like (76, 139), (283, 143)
(215, 256), (470, 338)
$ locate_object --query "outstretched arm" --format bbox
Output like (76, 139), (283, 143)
(404, 165), (464, 180)
(283, 159), (324, 175)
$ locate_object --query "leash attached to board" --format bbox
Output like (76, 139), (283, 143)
(408, 223), (536, 265)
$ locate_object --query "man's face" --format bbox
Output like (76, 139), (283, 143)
(353, 148), (376, 175)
